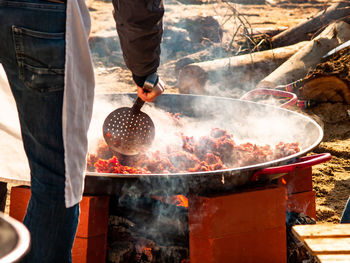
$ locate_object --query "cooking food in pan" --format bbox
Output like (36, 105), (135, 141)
(87, 114), (300, 175)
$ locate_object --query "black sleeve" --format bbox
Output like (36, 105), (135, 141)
(112, 0), (164, 78)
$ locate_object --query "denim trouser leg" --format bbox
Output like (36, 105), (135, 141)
(0, 1), (79, 262)
(341, 196), (350, 224)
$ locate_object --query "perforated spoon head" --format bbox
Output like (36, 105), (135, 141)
(103, 104), (155, 156)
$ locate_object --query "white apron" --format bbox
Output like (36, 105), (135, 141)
(0, 0), (94, 208)
(64, 0), (95, 207)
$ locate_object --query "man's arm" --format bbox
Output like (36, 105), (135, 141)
(112, 0), (164, 93)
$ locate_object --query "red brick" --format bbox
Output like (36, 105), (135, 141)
(72, 234), (107, 263)
(9, 186), (30, 222)
(280, 167), (313, 195)
(287, 190), (316, 219)
(190, 226), (286, 263)
(76, 195), (110, 238)
(9, 186), (109, 262)
(188, 185), (287, 238)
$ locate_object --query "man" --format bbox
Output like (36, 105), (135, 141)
(341, 197), (350, 223)
(0, 0), (164, 262)
(112, 0), (165, 102)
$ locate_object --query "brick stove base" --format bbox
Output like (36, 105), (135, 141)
(188, 185), (287, 263)
(281, 167), (316, 219)
(188, 166), (315, 263)
(9, 186), (110, 263)
(8, 167), (316, 263)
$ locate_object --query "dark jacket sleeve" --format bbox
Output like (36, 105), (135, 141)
(112, 0), (164, 78)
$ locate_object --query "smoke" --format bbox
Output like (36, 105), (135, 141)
(88, 94), (226, 155)
(87, 95), (127, 153)
(87, 87), (322, 263)
(88, 93), (322, 164)
(87, 95), (184, 154)
(87, 3), (326, 261)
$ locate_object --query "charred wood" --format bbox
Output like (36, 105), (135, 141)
(109, 195), (189, 246)
(286, 211), (318, 263)
(107, 195), (189, 263)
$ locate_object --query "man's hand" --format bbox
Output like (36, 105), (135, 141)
(134, 73), (165, 102)
(137, 82), (163, 102)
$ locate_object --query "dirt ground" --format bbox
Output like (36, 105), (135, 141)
(87, 0), (349, 223)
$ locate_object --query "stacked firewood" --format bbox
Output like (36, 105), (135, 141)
(176, 1), (350, 105)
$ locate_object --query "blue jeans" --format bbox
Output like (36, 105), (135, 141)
(0, 1), (79, 262)
(341, 196), (350, 223)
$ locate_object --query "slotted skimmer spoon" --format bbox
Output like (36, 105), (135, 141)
(103, 96), (155, 156)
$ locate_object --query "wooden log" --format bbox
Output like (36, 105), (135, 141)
(250, 26), (288, 37)
(177, 41), (307, 94)
(271, 2), (350, 48)
(159, 45), (229, 83)
(261, 21), (350, 85)
(172, 46), (227, 76)
(296, 43), (350, 104)
(299, 76), (350, 104)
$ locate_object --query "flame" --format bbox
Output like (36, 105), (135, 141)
(142, 247), (152, 258)
(152, 195), (189, 208)
(281, 177), (287, 185)
(175, 195), (189, 208)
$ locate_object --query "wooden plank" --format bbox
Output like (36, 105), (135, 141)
(292, 224), (350, 262)
(303, 237), (350, 255)
(293, 224), (350, 239)
(317, 254), (350, 262)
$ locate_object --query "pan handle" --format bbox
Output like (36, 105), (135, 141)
(240, 88), (298, 108)
(251, 153), (332, 182)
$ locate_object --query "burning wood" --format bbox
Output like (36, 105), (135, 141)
(152, 195), (189, 208)
(107, 194), (189, 263)
(286, 211), (317, 262)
